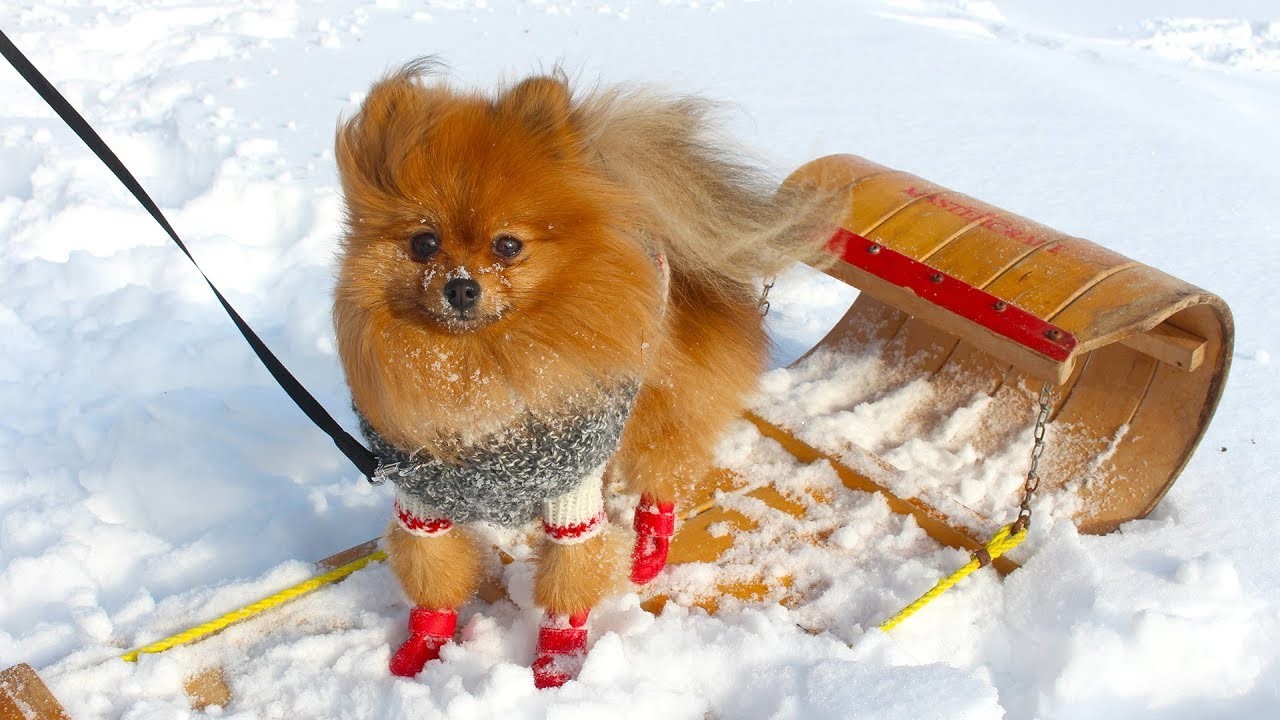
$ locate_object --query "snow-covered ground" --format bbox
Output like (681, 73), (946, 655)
(2, 1), (1279, 717)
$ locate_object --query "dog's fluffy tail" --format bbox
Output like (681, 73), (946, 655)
(576, 89), (842, 296)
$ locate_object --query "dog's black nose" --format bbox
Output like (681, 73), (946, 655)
(443, 278), (481, 311)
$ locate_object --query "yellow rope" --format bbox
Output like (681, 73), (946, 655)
(120, 550), (388, 662)
(877, 523), (1026, 633)
(117, 501), (711, 663)
(119, 520), (1021, 660)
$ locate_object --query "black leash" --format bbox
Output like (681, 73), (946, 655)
(0, 29), (379, 479)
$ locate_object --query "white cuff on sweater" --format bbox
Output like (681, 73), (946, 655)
(542, 464), (607, 544)
(394, 492), (454, 538)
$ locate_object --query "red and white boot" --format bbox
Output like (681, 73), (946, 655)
(389, 607), (457, 677)
(532, 610), (590, 689)
(630, 495), (676, 585)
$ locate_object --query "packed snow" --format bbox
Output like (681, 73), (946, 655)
(2, 0), (1279, 717)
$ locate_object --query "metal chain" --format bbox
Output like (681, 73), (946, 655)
(1013, 381), (1054, 533)
(759, 277), (775, 317)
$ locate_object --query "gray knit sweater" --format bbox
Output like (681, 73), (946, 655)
(360, 382), (639, 526)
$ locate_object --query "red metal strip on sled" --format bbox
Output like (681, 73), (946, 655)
(826, 228), (1077, 361)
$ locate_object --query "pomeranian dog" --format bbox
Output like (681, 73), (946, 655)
(333, 60), (833, 688)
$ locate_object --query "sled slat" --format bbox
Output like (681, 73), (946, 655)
(1118, 321), (1205, 372)
(1037, 343), (1157, 507)
(865, 192), (1005, 259)
(0, 664), (69, 720)
(983, 244), (1136, 320)
(184, 668), (231, 711)
(317, 539), (381, 571)
(745, 414), (1020, 575)
(666, 505), (749, 565)
(840, 172), (946, 234)
(642, 483), (807, 613)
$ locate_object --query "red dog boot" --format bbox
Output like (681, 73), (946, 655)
(532, 611), (589, 689)
(389, 607), (457, 677)
(630, 495), (676, 584)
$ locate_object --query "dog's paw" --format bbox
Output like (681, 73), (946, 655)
(532, 611), (589, 689)
(630, 497), (676, 584)
(389, 607), (456, 677)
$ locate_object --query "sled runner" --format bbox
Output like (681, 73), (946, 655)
(1, 155), (1233, 713)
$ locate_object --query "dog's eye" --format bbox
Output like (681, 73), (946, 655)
(409, 232), (440, 260)
(493, 235), (523, 259)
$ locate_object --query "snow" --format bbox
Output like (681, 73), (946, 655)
(2, 0), (1280, 717)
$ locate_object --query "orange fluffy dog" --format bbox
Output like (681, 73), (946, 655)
(333, 61), (831, 688)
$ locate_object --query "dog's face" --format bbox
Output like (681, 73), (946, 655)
(334, 71), (626, 338)
(332, 67), (662, 448)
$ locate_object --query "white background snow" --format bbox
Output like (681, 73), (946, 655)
(2, 1), (1279, 717)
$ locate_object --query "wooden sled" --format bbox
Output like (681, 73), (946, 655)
(653, 153), (1233, 609)
(3, 154), (1233, 713)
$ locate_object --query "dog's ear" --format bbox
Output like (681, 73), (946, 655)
(498, 74), (574, 142)
(336, 61), (438, 195)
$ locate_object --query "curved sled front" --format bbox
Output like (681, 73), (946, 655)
(770, 154), (1233, 536)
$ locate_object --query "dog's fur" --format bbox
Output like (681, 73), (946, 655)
(333, 61), (834, 615)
